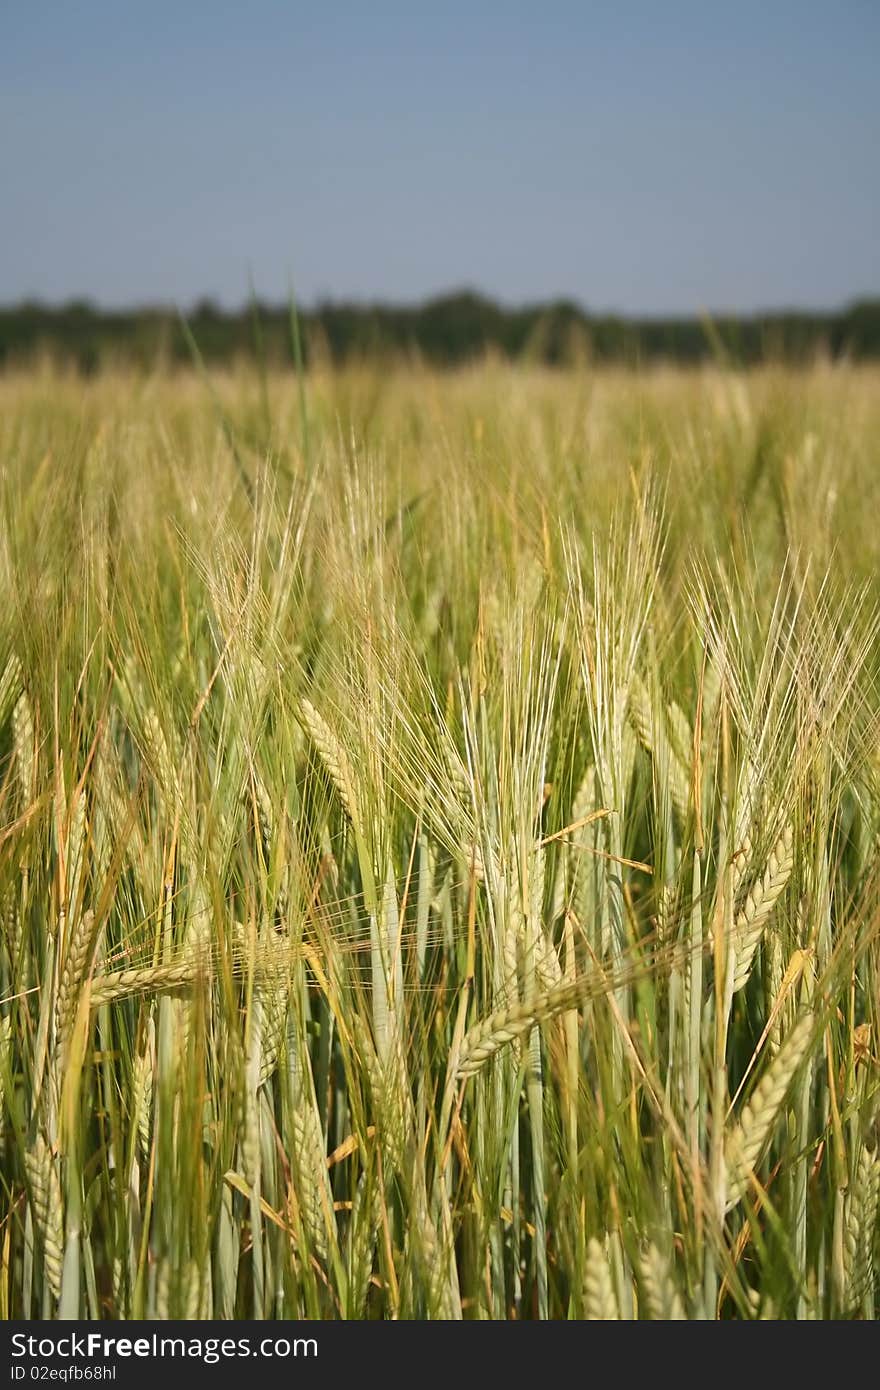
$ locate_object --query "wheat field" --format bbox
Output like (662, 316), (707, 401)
(0, 362), (878, 1319)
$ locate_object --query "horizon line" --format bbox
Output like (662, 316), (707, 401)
(3, 288), (878, 323)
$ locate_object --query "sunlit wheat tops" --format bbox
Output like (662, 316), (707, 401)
(0, 362), (878, 1319)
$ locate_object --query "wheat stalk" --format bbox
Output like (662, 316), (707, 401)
(724, 1010), (815, 1210)
(584, 1237), (620, 1319)
(731, 823), (794, 993)
(290, 1058), (334, 1263)
(0, 652), (22, 726)
(300, 699), (361, 828)
(55, 910), (101, 1059)
(845, 1142), (880, 1311)
(256, 982), (290, 1086)
(346, 1171), (378, 1316)
(132, 1015), (155, 1163)
(24, 1134), (64, 1300)
(457, 981), (578, 1079)
(629, 674), (690, 824)
(456, 937), (707, 1080)
(89, 957), (212, 1007)
(640, 1243), (686, 1320)
(12, 691), (35, 808)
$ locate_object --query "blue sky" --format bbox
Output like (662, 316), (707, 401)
(2, 2), (878, 313)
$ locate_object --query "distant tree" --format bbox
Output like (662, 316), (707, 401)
(1, 294), (878, 371)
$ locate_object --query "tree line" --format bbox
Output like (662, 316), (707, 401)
(2, 291), (879, 371)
